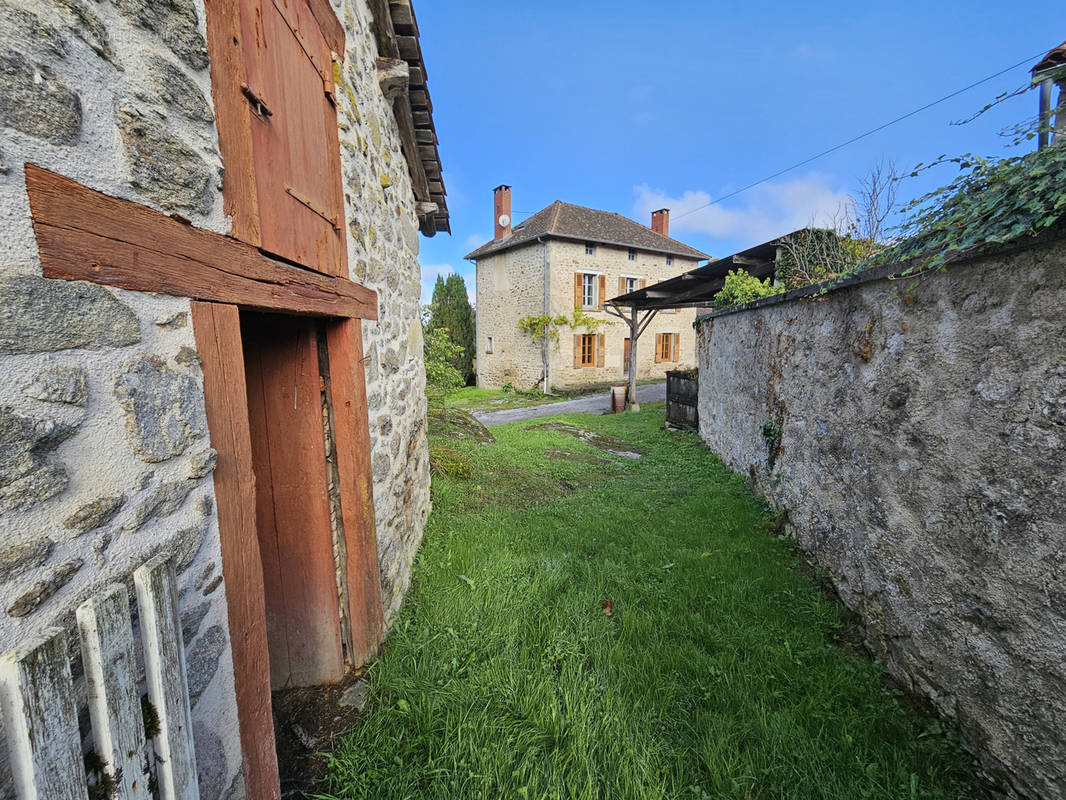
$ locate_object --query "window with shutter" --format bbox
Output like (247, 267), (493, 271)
(576, 333), (595, 367)
(240, 0), (347, 277)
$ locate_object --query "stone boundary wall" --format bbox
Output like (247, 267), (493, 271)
(696, 234), (1066, 799)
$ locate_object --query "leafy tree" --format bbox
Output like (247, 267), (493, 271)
(425, 274), (475, 384)
(423, 327), (465, 403)
(712, 269), (783, 309)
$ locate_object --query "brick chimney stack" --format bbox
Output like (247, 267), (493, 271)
(651, 208), (670, 237)
(494, 185), (512, 240)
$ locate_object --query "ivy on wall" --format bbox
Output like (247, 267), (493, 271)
(875, 142), (1066, 272)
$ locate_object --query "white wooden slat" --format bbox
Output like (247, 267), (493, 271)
(76, 585), (152, 800)
(134, 556), (200, 800)
(0, 627), (88, 800)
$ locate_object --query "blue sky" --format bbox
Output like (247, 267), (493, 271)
(413, 1), (1063, 305)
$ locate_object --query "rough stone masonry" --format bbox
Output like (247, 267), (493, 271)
(0, 0), (432, 796)
(696, 235), (1066, 799)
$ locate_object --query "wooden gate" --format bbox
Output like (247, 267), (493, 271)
(0, 556), (199, 800)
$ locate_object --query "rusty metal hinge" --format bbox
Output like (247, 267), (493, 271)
(285, 185), (340, 231)
(241, 83), (272, 118)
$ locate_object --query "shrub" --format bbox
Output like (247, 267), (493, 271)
(424, 327), (465, 402)
(428, 443), (474, 478)
(712, 269), (784, 309)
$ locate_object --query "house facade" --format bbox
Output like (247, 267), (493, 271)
(467, 187), (708, 390)
(0, 0), (445, 797)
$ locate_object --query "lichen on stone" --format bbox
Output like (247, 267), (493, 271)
(114, 354), (206, 463)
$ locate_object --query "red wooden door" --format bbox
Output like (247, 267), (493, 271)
(239, 0), (347, 277)
(241, 313), (344, 688)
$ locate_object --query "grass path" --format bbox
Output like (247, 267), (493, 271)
(317, 406), (976, 800)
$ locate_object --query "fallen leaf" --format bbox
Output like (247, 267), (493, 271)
(458, 574), (474, 588)
(701, 552), (712, 558)
(602, 599), (613, 616)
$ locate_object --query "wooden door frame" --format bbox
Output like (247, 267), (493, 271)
(193, 304), (383, 798)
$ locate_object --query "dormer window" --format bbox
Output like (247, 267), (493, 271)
(585, 242), (596, 256)
(628, 249), (636, 261)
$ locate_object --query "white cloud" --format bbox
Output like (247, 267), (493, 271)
(633, 174), (852, 247)
(420, 263), (474, 307)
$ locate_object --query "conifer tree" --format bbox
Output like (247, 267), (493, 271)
(425, 273), (475, 384)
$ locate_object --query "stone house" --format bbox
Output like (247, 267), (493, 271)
(0, 0), (445, 797)
(466, 186), (708, 390)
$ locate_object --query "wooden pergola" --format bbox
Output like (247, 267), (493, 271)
(604, 235), (785, 409)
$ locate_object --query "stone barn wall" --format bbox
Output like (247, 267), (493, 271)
(0, 0), (432, 796)
(695, 234), (1066, 799)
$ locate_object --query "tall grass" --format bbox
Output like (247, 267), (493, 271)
(317, 406), (976, 800)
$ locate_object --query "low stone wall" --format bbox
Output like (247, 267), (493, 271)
(696, 234), (1066, 799)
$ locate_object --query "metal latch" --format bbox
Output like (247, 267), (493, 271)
(241, 83), (272, 118)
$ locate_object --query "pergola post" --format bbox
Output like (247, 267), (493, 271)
(607, 302), (659, 412)
(627, 306), (640, 411)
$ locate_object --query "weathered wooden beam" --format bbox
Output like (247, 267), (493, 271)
(367, 0), (399, 58)
(25, 165), (377, 320)
(414, 128), (435, 145)
(409, 89), (430, 110)
(190, 301), (281, 800)
(396, 35), (419, 62)
(407, 65), (425, 88)
(375, 57), (409, 100)
(326, 320), (385, 664)
(412, 110), (431, 127)
(422, 161), (440, 179)
(389, 0), (416, 32)
(732, 255), (773, 270)
(390, 98), (431, 203)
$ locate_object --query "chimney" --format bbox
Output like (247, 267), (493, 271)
(494, 185), (512, 240)
(1033, 42), (1066, 149)
(651, 208), (670, 237)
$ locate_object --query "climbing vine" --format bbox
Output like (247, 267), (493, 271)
(872, 142), (1066, 273)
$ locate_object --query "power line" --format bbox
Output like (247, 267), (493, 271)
(672, 48), (1050, 222)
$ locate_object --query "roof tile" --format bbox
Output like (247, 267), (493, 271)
(464, 201), (709, 260)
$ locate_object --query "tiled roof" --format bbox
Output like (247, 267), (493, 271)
(464, 201), (710, 261)
(1033, 41), (1066, 75)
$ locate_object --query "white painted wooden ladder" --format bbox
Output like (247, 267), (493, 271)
(0, 555), (201, 800)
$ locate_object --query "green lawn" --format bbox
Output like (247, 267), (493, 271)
(317, 405), (977, 800)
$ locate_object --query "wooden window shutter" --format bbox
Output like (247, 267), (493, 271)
(596, 334), (605, 367)
(574, 273), (582, 310)
(618, 276), (625, 296)
(598, 274), (606, 310)
(640, 278), (646, 289)
(573, 334), (583, 368)
(237, 0), (347, 277)
(654, 333), (663, 363)
(672, 333), (680, 362)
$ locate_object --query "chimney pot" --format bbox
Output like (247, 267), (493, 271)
(651, 208), (670, 237)
(494, 185), (512, 240)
